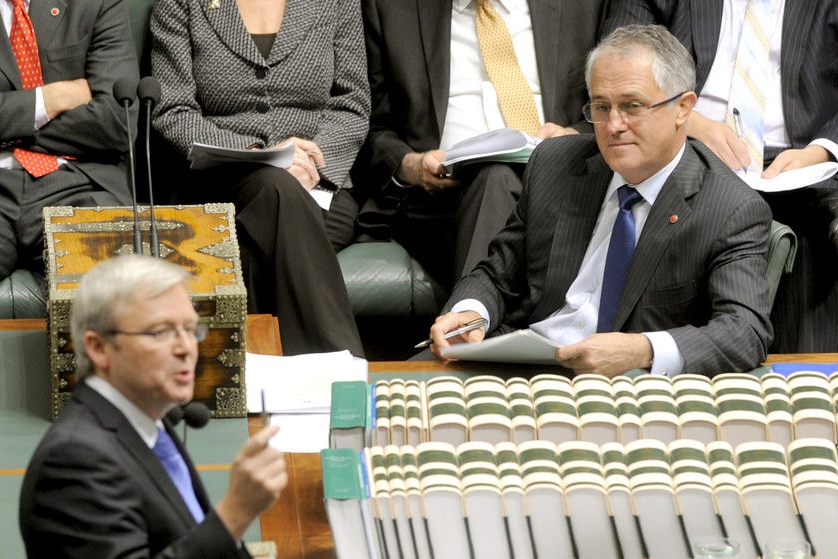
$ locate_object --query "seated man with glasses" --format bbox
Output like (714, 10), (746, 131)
(423, 24), (773, 378)
(20, 254), (287, 557)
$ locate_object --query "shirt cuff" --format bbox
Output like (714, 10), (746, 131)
(450, 299), (491, 331)
(642, 331), (684, 377)
(34, 87), (49, 130)
(808, 138), (838, 163)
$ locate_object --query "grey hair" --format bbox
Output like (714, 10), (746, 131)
(585, 24), (696, 98)
(71, 255), (192, 379)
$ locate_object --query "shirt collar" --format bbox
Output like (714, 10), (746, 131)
(608, 141), (687, 206)
(85, 375), (161, 448)
(453, 0), (520, 15)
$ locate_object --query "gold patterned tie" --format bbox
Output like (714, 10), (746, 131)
(475, 0), (541, 134)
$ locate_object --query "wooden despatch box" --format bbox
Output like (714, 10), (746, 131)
(43, 204), (247, 420)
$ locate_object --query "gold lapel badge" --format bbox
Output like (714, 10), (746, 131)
(208, 0), (220, 9)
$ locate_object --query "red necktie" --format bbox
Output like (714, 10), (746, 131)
(9, 0), (59, 177)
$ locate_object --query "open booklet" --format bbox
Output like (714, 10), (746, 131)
(439, 328), (561, 365)
(187, 141), (296, 171)
(736, 160), (838, 192)
(441, 128), (541, 173)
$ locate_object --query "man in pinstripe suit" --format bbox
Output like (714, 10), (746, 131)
(602, 0), (838, 354)
(425, 25), (773, 378)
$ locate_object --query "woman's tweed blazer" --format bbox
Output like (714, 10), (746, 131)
(150, 0), (370, 189)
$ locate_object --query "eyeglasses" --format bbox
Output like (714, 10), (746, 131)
(582, 91), (687, 124)
(105, 323), (209, 343)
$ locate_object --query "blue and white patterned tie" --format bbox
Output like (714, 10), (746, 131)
(726, 0), (773, 173)
(153, 427), (205, 523)
(598, 185), (644, 333)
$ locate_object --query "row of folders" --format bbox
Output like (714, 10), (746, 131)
(329, 370), (838, 452)
(321, 437), (838, 559)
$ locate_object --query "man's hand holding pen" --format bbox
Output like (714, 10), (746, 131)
(424, 311), (487, 360)
(686, 110), (751, 171)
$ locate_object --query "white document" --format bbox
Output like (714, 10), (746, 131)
(737, 161), (838, 192)
(440, 328), (562, 365)
(187, 141), (296, 170)
(268, 412), (330, 453)
(245, 350), (368, 413)
(441, 128), (541, 171)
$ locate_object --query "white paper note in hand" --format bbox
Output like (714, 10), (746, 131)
(737, 161), (838, 192)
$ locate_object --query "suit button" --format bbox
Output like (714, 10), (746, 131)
(255, 67), (267, 79)
(255, 101), (270, 113)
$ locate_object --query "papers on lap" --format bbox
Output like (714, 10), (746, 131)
(736, 161), (838, 192)
(441, 128), (541, 173)
(439, 328), (561, 365)
(187, 141), (295, 170)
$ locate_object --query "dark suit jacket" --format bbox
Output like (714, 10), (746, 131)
(19, 381), (250, 558)
(0, 0), (138, 197)
(352, 0), (607, 198)
(601, 0), (838, 150)
(447, 135), (774, 375)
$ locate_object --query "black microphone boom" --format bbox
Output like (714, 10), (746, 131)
(138, 77), (162, 257)
(112, 77), (142, 255)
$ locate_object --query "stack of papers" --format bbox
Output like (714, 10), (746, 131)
(441, 128), (541, 173)
(187, 142), (295, 171)
(245, 350), (368, 452)
(737, 161), (838, 192)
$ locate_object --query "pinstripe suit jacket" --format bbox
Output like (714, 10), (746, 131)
(447, 135), (774, 375)
(602, 0), (838, 149)
(150, 0), (370, 189)
(20, 381), (250, 558)
(0, 0), (138, 196)
(352, 0), (606, 197)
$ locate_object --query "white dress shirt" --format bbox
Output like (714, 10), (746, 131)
(439, 0), (544, 151)
(86, 375), (162, 449)
(453, 144), (688, 377)
(696, 0), (838, 159)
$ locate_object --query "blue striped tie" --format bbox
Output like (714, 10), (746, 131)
(726, 0), (772, 173)
(153, 427), (205, 523)
(598, 185), (644, 333)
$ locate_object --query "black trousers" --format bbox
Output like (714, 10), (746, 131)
(391, 163), (523, 290)
(175, 164), (364, 357)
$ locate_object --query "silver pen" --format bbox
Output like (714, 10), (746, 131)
(732, 108), (749, 174)
(414, 317), (488, 349)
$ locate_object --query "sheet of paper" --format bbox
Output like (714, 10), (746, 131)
(187, 141), (296, 170)
(245, 350), (368, 413)
(267, 412), (330, 453)
(737, 161), (838, 192)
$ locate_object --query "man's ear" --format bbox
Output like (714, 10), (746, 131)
(676, 91), (698, 125)
(84, 330), (111, 372)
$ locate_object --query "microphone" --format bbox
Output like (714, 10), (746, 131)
(112, 77), (142, 255)
(138, 76), (162, 257)
(165, 402), (211, 445)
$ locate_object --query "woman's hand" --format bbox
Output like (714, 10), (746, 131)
(273, 137), (325, 191)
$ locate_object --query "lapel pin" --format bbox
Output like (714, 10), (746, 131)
(208, 0), (220, 9)
(670, 215), (678, 224)
(50, 7), (59, 15)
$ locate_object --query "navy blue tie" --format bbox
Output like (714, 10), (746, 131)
(597, 185), (644, 333)
(153, 427), (205, 523)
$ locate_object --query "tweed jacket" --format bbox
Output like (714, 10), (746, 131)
(150, 0), (370, 189)
(19, 381), (250, 558)
(447, 135), (774, 375)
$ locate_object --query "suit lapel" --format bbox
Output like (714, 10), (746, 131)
(615, 144), (701, 330)
(533, 152), (611, 321)
(689, 0), (723, 91)
(200, 0), (263, 66)
(417, 0), (452, 138)
(529, 0), (559, 121)
(75, 383), (203, 526)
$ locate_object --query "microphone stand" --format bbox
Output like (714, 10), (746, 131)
(138, 77), (162, 257)
(113, 78), (142, 254)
